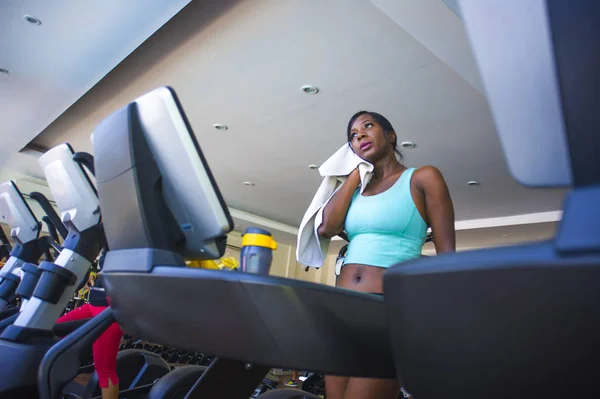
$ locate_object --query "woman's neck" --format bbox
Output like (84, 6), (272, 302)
(372, 154), (404, 181)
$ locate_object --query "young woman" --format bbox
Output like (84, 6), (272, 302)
(317, 111), (456, 399)
(56, 250), (123, 399)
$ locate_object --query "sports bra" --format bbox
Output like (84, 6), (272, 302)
(343, 167), (428, 268)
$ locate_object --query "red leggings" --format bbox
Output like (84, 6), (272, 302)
(56, 304), (123, 388)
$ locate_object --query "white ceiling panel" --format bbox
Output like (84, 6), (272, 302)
(0, 0), (568, 249)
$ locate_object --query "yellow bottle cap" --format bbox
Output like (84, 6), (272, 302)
(242, 233), (277, 250)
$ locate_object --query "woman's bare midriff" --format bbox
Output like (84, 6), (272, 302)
(337, 263), (386, 293)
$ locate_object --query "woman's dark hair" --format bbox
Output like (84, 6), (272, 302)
(346, 110), (403, 160)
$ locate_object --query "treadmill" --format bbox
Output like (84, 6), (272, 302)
(383, 1), (600, 398)
(39, 2), (600, 398)
(38, 87), (396, 399)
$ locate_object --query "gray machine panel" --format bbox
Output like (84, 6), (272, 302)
(134, 87), (233, 257)
(92, 87), (233, 259)
(459, 0), (572, 187)
(384, 242), (600, 398)
(102, 266), (396, 378)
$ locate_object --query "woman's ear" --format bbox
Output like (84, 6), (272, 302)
(388, 131), (397, 147)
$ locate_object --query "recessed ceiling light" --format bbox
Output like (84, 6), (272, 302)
(301, 85), (319, 95)
(501, 234), (509, 237)
(0, 69), (8, 75)
(243, 181), (255, 186)
(400, 141), (416, 149)
(308, 164), (319, 169)
(213, 123), (228, 131)
(24, 15), (42, 25)
(467, 180), (481, 186)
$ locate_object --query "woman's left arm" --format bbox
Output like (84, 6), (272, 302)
(415, 166), (456, 253)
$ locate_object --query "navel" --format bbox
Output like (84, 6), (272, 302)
(353, 270), (363, 283)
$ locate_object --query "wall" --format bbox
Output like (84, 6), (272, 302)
(225, 232), (296, 278)
(225, 232), (338, 286)
(289, 253), (337, 287)
(1, 212), (338, 284)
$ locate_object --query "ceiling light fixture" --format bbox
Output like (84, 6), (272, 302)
(301, 85), (319, 95)
(24, 15), (42, 25)
(467, 180), (481, 186)
(0, 68), (8, 75)
(308, 164), (319, 170)
(213, 123), (228, 131)
(243, 181), (255, 186)
(400, 141), (416, 149)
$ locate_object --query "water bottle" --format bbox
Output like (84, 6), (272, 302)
(240, 227), (277, 275)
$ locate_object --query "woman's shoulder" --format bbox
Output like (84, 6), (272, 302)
(411, 165), (446, 189)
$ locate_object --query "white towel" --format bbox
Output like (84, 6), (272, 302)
(296, 144), (374, 268)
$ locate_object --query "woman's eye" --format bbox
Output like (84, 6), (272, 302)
(365, 123), (373, 129)
(350, 133), (357, 139)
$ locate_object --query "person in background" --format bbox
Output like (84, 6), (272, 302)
(317, 111), (456, 399)
(286, 370), (300, 387)
(56, 249), (123, 399)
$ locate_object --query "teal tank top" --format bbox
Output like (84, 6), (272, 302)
(343, 168), (428, 268)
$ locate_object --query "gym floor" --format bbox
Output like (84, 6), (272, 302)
(73, 368), (303, 391)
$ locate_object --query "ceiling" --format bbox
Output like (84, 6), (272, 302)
(0, 0), (568, 250)
(0, 0), (190, 157)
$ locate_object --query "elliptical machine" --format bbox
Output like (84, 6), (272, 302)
(1, 145), (173, 399)
(0, 143), (106, 397)
(0, 224), (12, 262)
(0, 181), (64, 317)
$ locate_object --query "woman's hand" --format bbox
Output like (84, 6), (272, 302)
(317, 168), (361, 239)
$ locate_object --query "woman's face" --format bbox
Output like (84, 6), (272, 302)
(349, 113), (395, 161)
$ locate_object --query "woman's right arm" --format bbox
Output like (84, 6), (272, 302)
(317, 168), (361, 239)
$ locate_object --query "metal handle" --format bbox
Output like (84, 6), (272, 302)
(42, 216), (59, 243)
(73, 152), (95, 177)
(29, 192), (68, 241)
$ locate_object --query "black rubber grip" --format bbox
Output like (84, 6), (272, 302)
(15, 263), (43, 299)
(0, 273), (20, 298)
(33, 262), (77, 304)
(73, 152), (95, 177)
